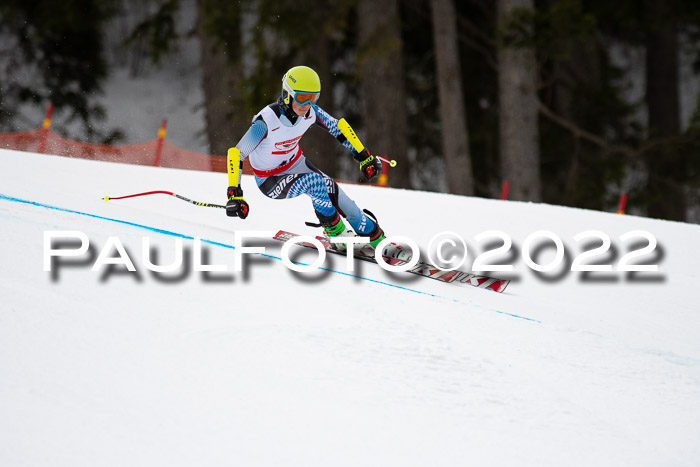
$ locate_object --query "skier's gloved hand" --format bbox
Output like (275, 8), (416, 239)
(355, 149), (382, 181)
(226, 186), (249, 219)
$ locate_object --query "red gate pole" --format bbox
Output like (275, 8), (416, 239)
(153, 119), (167, 167)
(617, 193), (627, 214)
(378, 159), (388, 186)
(500, 180), (510, 200)
(38, 103), (54, 154)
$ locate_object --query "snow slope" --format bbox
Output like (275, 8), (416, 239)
(1, 148), (699, 467)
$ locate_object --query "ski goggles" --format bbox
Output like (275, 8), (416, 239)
(291, 91), (319, 106)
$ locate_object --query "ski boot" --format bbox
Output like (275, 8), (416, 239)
(366, 219), (385, 249)
(320, 211), (356, 251)
(361, 209), (386, 249)
(363, 209), (412, 263)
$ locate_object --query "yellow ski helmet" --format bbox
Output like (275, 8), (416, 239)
(281, 66), (321, 106)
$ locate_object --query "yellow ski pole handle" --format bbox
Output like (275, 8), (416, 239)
(338, 119), (398, 168)
(337, 118), (365, 153)
(227, 147), (242, 187)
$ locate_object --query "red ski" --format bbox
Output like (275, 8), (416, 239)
(273, 230), (509, 293)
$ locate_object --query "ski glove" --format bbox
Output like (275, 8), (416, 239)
(226, 186), (249, 219)
(355, 149), (382, 181)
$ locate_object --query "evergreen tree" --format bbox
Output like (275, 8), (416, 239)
(357, 0), (411, 188)
(585, 0), (700, 221)
(497, 0), (542, 202)
(0, 0), (120, 141)
(535, 0), (635, 211)
(431, 0), (475, 196)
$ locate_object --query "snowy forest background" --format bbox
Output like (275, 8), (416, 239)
(2, 0), (700, 223)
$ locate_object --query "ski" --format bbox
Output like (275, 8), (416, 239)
(273, 230), (510, 293)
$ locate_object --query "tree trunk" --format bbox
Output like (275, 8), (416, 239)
(196, 0), (247, 156)
(357, 0), (411, 188)
(497, 0), (541, 202)
(644, 2), (685, 221)
(550, 36), (601, 206)
(430, 0), (474, 196)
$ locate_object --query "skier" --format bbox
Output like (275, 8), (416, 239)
(224, 65), (386, 249)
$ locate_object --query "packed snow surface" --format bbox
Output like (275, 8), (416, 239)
(1, 148), (699, 466)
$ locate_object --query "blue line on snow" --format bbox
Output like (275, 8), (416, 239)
(0, 192), (541, 323)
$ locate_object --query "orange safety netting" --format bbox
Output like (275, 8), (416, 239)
(0, 127), (390, 187)
(0, 127), (254, 175)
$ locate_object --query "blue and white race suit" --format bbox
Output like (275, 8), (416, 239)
(233, 102), (374, 235)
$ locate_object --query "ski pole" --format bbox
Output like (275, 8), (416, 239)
(376, 155), (397, 167)
(103, 190), (225, 209)
(335, 119), (397, 168)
